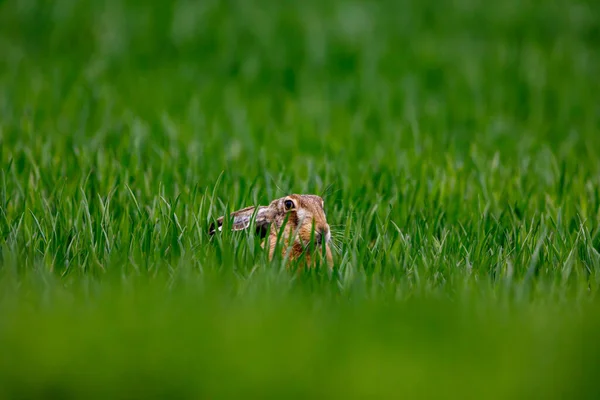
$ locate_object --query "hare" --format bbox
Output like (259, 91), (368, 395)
(209, 194), (333, 267)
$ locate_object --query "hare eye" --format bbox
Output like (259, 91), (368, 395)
(284, 200), (294, 210)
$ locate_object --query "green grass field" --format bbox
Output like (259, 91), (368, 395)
(1, 0), (600, 398)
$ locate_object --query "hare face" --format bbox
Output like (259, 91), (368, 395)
(268, 195), (331, 248)
(210, 194), (333, 267)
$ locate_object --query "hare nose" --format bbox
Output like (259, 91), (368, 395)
(316, 226), (330, 244)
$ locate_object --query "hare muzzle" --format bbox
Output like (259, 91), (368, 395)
(315, 226), (331, 246)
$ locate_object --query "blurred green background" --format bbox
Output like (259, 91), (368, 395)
(1, 0), (600, 398)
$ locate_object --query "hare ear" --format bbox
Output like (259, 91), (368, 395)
(209, 206), (271, 237)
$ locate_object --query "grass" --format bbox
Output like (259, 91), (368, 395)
(1, 0), (600, 398)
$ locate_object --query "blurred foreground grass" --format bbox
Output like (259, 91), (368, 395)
(1, 0), (600, 398)
(1, 273), (600, 399)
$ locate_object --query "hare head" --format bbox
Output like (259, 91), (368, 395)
(210, 194), (333, 267)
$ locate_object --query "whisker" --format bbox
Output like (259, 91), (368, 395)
(266, 173), (288, 196)
(320, 182), (334, 198)
(331, 230), (350, 239)
(329, 240), (341, 254)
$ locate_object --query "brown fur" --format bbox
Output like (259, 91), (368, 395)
(210, 194), (333, 267)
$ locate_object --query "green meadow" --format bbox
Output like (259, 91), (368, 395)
(1, 0), (599, 398)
